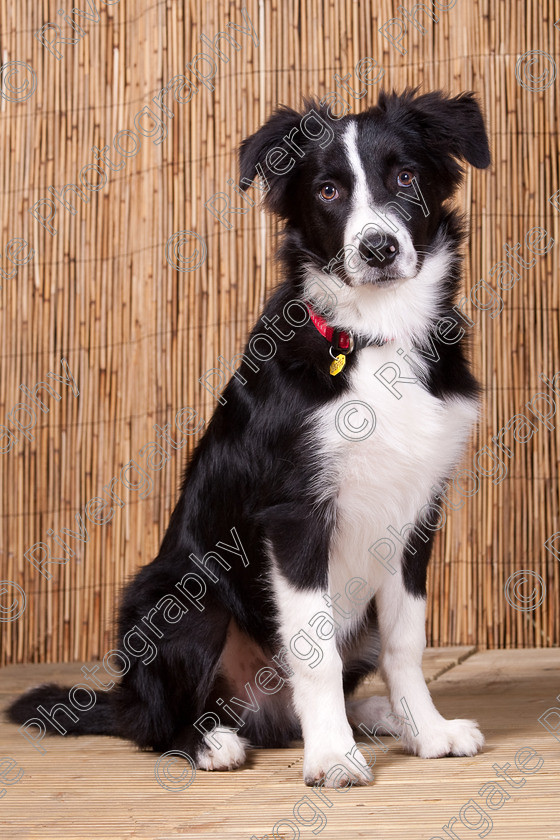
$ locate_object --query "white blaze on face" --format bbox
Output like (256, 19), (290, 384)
(342, 121), (417, 284)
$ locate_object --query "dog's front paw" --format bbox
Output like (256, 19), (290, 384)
(303, 741), (374, 788)
(405, 718), (484, 759)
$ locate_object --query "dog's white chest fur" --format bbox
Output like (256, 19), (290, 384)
(312, 344), (478, 624)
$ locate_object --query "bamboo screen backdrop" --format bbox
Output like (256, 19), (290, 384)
(0, 0), (559, 666)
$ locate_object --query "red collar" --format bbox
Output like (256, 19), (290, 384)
(305, 304), (352, 351)
(305, 302), (394, 352)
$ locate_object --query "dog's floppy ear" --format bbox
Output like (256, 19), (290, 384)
(379, 88), (491, 171)
(408, 89), (491, 170)
(239, 102), (337, 218)
(238, 105), (304, 217)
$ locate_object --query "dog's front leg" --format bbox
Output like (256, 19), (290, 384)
(272, 573), (373, 787)
(375, 572), (484, 758)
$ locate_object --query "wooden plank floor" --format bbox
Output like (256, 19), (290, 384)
(1, 648), (558, 840)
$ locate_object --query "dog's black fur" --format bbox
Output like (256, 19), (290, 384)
(8, 89), (490, 785)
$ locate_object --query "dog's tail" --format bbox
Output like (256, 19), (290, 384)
(6, 683), (119, 736)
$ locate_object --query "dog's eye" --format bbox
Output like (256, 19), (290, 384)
(319, 184), (339, 201)
(397, 170), (414, 188)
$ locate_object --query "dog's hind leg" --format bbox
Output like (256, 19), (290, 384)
(195, 727), (249, 771)
(341, 601), (396, 737)
(115, 590), (250, 770)
(346, 696), (394, 733)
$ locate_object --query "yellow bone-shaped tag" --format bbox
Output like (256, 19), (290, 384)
(329, 353), (346, 376)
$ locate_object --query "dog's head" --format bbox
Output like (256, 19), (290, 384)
(239, 89), (490, 299)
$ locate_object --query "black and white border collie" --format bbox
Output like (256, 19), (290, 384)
(8, 89), (491, 788)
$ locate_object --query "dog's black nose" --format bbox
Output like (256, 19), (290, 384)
(358, 232), (400, 265)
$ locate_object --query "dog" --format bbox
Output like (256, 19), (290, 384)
(8, 89), (491, 788)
